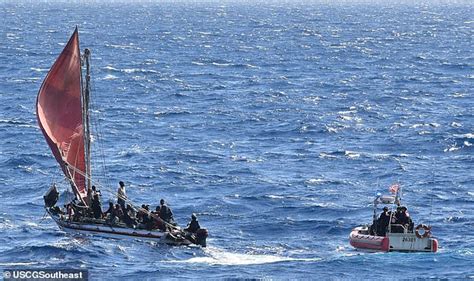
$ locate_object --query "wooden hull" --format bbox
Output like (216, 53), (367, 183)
(349, 226), (438, 252)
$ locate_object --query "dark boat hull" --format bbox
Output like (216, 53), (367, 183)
(47, 209), (203, 246)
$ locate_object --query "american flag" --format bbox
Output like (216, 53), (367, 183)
(389, 183), (400, 193)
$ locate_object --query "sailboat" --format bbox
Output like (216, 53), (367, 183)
(37, 28), (208, 247)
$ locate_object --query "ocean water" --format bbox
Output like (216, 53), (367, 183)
(0, 1), (473, 279)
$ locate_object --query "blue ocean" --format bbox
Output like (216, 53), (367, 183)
(0, 1), (473, 279)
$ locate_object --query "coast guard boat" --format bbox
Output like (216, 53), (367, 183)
(37, 28), (208, 247)
(349, 184), (438, 252)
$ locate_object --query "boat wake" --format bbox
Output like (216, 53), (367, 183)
(170, 246), (321, 266)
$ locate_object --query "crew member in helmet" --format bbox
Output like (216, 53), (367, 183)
(377, 206), (391, 236)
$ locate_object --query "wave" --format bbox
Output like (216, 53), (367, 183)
(191, 59), (258, 69)
(104, 43), (142, 50)
(168, 246), (321, 266)
(103, 65), (158, 74)
(99, 74), (118, 80)
(7, 77), (40, 83)
(0, 262), (40, 266)
(30, 67), (49, 72)
(318, 150), (409, 161)
(154, 110), (192, 117)
(0, 119), (33, 126)
(304, 178), (347, 186)
(2, 243), (88, 258)
(453, 133), (474, 139)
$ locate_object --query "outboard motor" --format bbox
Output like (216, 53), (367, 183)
(44, 184), (59, 208)
(195, 228), (208, 247)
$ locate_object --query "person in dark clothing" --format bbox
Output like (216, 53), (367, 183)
(66, 203), (75, 222)
(159, 199), (175, 224)
(148, 206), (159, 223)
(144, 206), (164, 231)
(104, 202), (115, 219)
(123, 204), (137, 228)
(185, 214), (200, 233)
(86, 186), (93, 208)
(391, 206), (410, 233)
(137, 204), (146, 223)
(397, 206), (414, 231)
(91, 194), (102, 219)
(92, 185), (101, 197)
(377, 207), (391, 236)
(394, 206), (409, 225)
(114, 203), (124, 222)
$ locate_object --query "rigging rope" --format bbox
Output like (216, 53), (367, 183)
(38, 210), (49, 224)
(61, 161), (180, 231)
(87, 52), (112, 192)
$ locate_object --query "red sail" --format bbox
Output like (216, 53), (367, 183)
(36, 28), (88, 204)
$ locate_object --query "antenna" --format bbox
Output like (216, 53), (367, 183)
(428, 155), (435, 226)
(428, 196), (433, 227)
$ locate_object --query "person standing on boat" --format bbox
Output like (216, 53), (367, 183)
(91, 193), (102, 219)
(117, 181), (127, 210)
(377, 207), (391, 236)
(86, 186), (93, 209)
(397, 206), (414, 231)
(159, 199), (175, 225)
(66, 203), (75, 222)
(92, 185), (101, 197)
(185, 214), (200, 233)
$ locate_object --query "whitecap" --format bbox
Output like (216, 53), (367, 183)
(266, 194), (285, 199)
(0, 219), (14, 230)
(345, 151), (360, 159)
(104, 65), (120, 71)
(454, 133), (473, 139)
(30, 67), (49, 72)
(450, 92), (468, 98)
(100, 74), (118, 80)
(212, 62), (231, 67)
(105, 43), (141, 50)
(305, 178), (329, 185)
(168, 247), (321, 266)
(191, 61), (206, 66)
(319, 152), (337, 159)
(444, 146), (460, 152)
(123, 68), (158, 74)
(6, 33), (19, 39)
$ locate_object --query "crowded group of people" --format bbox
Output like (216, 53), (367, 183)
(374, 205), (414, 236)
(61, 181), (200, 233)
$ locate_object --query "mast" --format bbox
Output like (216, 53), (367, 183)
(82, 48), (92, 191)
